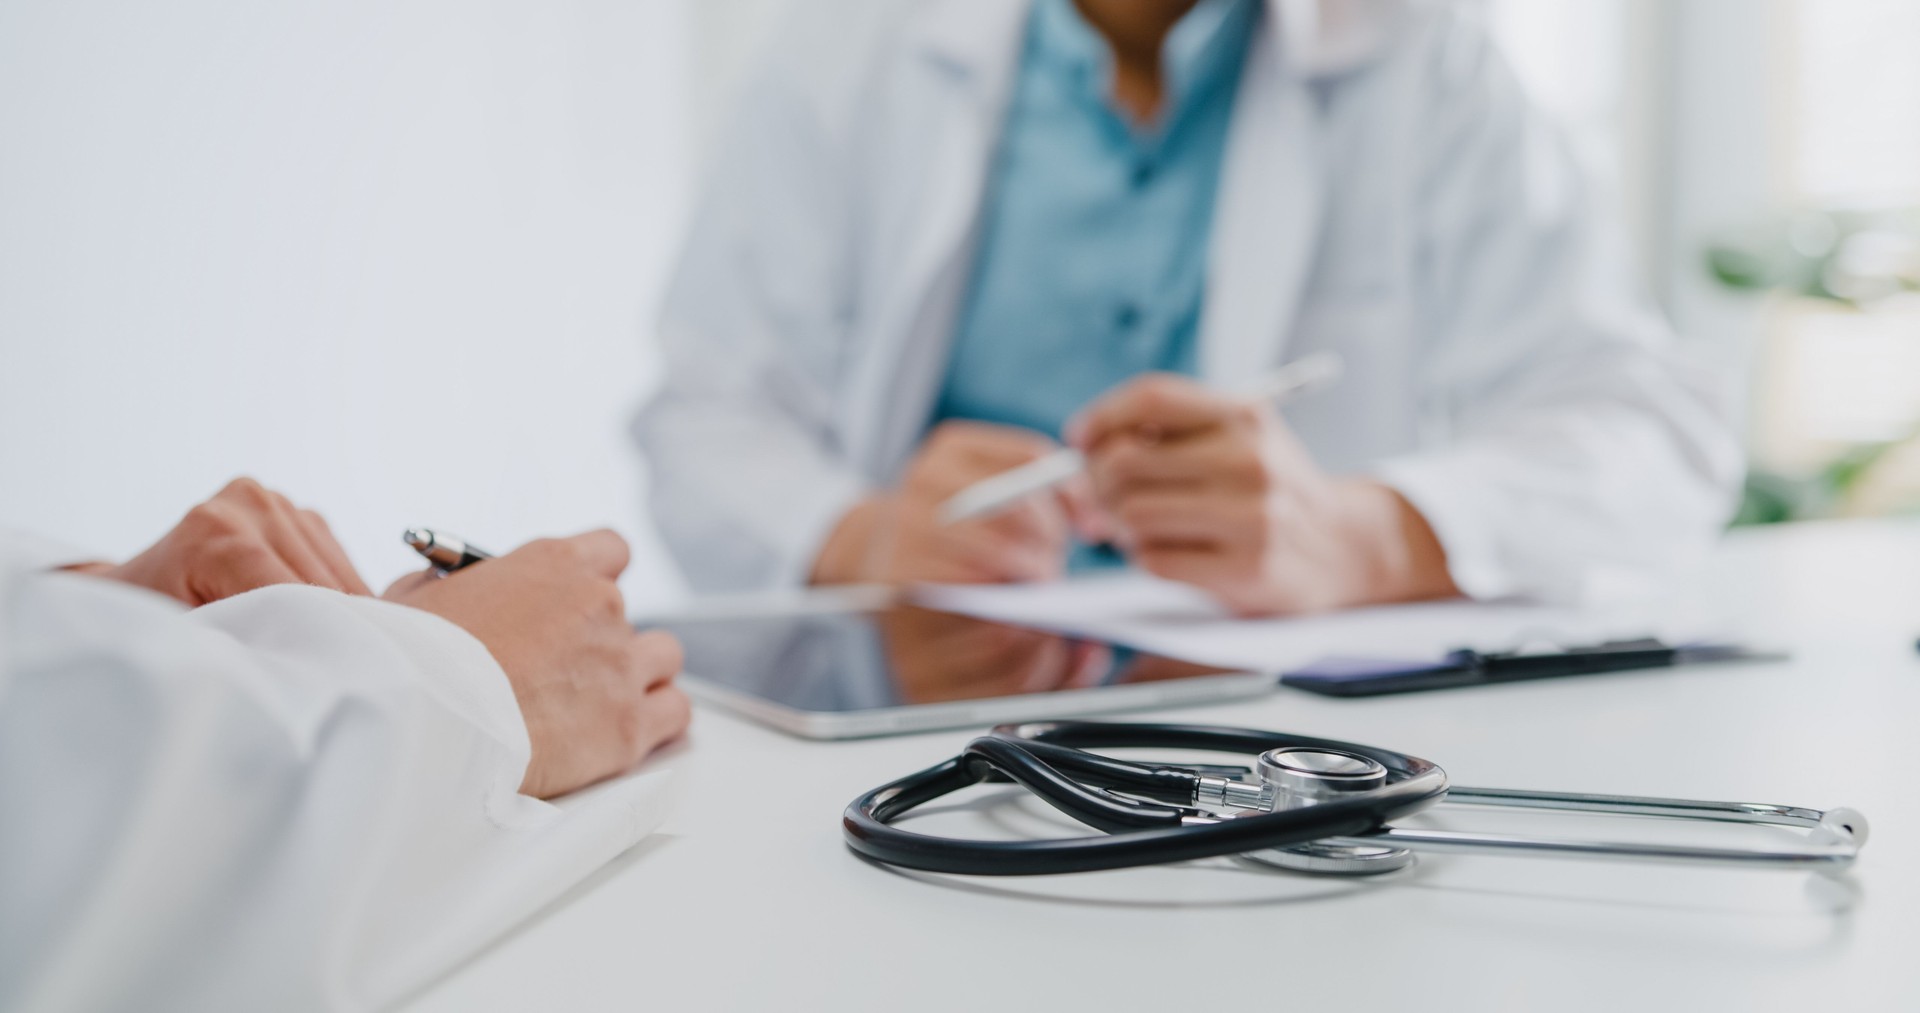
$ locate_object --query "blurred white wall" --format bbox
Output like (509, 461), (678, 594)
(0, 0), (694, 602)
(685, 0), (789, 161)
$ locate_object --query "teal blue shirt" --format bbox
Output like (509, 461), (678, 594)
(933, 0), (1256, 568)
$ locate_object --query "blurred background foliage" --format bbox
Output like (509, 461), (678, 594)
(1708, 207), (1920, 525)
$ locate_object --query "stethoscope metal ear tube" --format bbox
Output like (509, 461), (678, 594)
(1444, 786), (1862, 832)
(1223, 786), (1869, 870)
(842, 721), (1869, 878)
(1305, 826), (1859, 869)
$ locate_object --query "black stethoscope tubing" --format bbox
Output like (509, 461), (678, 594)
(842, 721), (1448, 876)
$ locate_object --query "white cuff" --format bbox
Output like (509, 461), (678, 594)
(1371, 449), (1518, 601)
(769, 475), (871, 588)
(0, 530), (107, 573)
(321, 592), (549, 823)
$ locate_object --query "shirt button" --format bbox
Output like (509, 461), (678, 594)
(1114, 303), (1142, 330)
(1129, 161), (1155, 189)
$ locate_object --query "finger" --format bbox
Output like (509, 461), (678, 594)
(915, 423), (1059, 493)
(975, 493), (1068, 551)
(941, 524), (1065, 583)
(215, 475), (272, 503)
(630, 630), (684, 691)
(627, 683), (693, 762)
(202, 480), (330, 591)
(953, 440), (1054, 473)
(1053, 472), (1115, 545)
(59, 560), (118, 577)
(1086, 433), (1245, 503)
(191, 540), (305, 604)
(919, 443), (1060, 501)
(1131, 543), (1238, 589)
(903, 532), (1029, 584)
(906, 529), (1053, 584)
(295, 509), (373, 596)
(926, 420), (1056, 461)
(1068, 374), (1235, 451)
(253, 493), (348, 591)
(1112, 491), (1241, 548)
(562, 529), (631, 579)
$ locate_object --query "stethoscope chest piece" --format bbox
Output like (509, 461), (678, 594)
(1261, 747), (1389, 805)
(1238, 747), (1416, 875)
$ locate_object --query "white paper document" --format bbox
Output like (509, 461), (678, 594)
(911, 573), (1668, 673)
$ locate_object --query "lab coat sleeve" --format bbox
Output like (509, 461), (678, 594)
(0, 545), (672, 1012)
(2, 531), (103, 571)
(632, 2), (881, 593)
(1369, 11), (1743, 602)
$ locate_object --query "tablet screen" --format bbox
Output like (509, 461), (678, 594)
(656, 605), (1241, 714)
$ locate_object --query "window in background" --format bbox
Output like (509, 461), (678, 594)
(1793, 0), (1920, 205)
(1736, 0), (1920, 520)
(1491, 0), (1920, 523)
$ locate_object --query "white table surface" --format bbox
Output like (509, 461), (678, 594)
(407, 520), (1920, 1012)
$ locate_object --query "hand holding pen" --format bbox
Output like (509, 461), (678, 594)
(1064, 361), (1456, 617)
(813, 355), (1351, 595)
(809, 423), (1089, 587)
(938, 352), (1345, 524)
(389, 527), (689, 798)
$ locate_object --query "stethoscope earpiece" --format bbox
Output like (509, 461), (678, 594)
(1811, 807), (1869, 849)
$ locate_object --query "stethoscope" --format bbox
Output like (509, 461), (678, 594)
(843, 722), (1869, 877)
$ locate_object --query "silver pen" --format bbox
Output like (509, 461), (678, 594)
(403, 528), (494, 574)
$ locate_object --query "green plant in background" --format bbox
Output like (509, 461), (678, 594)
(1708, 207), (1920, 307)
(1729, 431), (1920, 525)
(1705, 206), (1920, 525)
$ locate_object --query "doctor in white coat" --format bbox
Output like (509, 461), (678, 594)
(637, 0), (1741, 615)
(1, 479), (689, 1011)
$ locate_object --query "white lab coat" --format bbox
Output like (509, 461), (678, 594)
(636, 0), (1742, 602)
(0, 534), (671, 1012)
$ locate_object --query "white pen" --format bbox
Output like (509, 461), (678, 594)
(936, 352), (1345, 525)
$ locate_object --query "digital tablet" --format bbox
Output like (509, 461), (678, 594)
(653, 600), (1274, 740)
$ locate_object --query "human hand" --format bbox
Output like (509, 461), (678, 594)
(384, 530), (690, 799)
(1069, 374), (1456, 616)
(70, 477), (372, 606)
(810, 421), (1093, 586)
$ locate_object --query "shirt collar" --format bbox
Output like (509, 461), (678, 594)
(1030, 0), (1257, 123)
(1162, 0), (1260, 107)
(912, 0), (1410, 86)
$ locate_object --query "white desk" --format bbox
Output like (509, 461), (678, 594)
(408, 520), (1920, 1012)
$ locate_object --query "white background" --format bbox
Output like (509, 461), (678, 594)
(0, 0), (694, 602)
